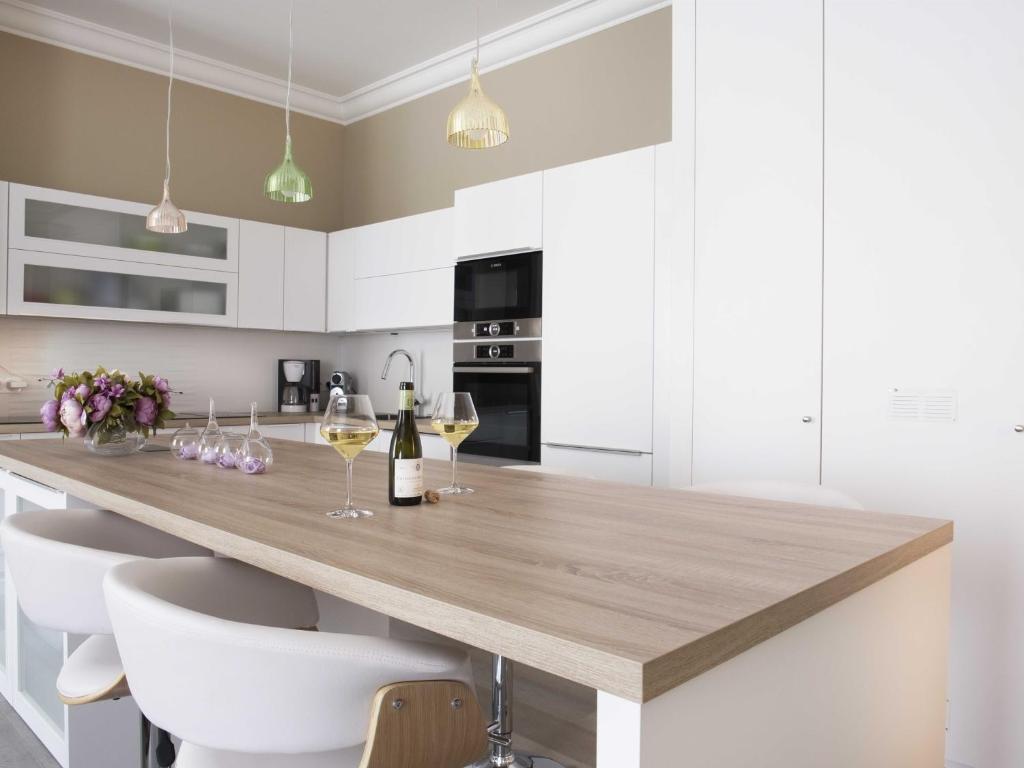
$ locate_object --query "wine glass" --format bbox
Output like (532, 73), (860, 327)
(320, 394), (379, 519)
(239, 401), (273, 475)
(430, 393), (479, 495)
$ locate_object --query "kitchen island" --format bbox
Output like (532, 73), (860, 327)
(0, 438), (952, 768)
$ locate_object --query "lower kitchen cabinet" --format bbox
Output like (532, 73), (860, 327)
(541, 444), (653, 486)
(260, 423), (307, 442)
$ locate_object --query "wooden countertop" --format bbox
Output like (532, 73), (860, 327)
(0, 439), (952, 702)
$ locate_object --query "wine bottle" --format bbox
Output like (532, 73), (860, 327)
(388, 382), (423, 506)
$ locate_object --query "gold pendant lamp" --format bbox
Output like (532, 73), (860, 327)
(265, 0), (312, 203)
(146, 0), (187, 233)
(447, 3), (509, 149)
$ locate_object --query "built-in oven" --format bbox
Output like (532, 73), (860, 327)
(454, 251), (542, 339)
(452, 340), (541, 462)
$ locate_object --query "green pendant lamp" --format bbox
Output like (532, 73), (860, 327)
(146, 0), (187, 233)
(447, 3), (509, 150)
(265, 0), (312, 203)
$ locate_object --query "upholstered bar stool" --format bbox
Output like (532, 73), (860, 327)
(104, 556), (490, 768)
(0, 507), (210, 767)
(688, 480), (864, 509)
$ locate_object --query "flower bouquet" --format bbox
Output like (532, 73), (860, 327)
(40, 367), (175, 456)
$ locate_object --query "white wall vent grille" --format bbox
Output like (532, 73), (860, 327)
(888, 389), (958, 422)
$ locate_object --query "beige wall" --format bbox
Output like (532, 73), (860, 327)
(0, 7), (670, 233)
(340, 7), (672, 229)
(0, 31), (346, 232)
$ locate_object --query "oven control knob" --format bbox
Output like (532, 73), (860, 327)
(488, 322), (501, 337)
(488, 345), (501, 359)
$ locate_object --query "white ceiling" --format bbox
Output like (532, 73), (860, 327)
(0, 0), (667, 122)
(17, 0), (574, 94)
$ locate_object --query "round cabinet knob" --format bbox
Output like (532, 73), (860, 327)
(1015, 425), (1024, 433)
(802, 416), (814, 423)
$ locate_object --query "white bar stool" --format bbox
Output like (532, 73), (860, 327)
(104, 556), (490, 768)
(688, 480), (864, 509)
(0, 507), (210, 767)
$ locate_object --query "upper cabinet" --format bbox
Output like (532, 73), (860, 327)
(0, 181), (8, 315)
(10, 184), (238, 272)
(283, 228), (327, 332)
(237, 220), (284, 330)
(328, 208), (453, 332)
(454, 172), (542, 258)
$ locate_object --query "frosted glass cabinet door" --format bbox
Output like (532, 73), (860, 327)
(8, 249), (238, 327)
(17, 606), (64, 733)
(10, 184), (239, 273)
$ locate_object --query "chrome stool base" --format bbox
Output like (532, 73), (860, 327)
(468, 655), (567, 768)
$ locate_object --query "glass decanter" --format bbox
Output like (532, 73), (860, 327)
(239, 402), (273, 475)
(170, 421), (200, 460)
(212, 433), (245, 469)
(198, 397), (223, 464)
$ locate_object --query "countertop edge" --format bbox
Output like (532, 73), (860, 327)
(640, 519), (954, 702)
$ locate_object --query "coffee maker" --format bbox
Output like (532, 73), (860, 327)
(278, 359), (321, 413)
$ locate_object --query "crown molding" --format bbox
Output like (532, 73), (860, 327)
(0, 0), (670, 125)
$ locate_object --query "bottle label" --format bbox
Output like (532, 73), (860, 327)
(399, 389), (414, 411)
(393, 458), (423, 499)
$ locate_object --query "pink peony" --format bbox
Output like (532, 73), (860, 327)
(74, 383), (91, 401)
(59, 398), (85, 436)
(39, 399), (60, 432)
(88, 393), (112, 423)
(49, 367), (64, 382)
(135, 396), (158, 426)
(154, 376), (171, 393)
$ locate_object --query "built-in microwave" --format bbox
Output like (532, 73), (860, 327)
(453, 251), (542, 339)
(452, 340), (541, 462)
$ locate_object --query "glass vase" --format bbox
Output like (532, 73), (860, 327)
(239, 402), (273, 475)
(84, 421), (146, 456)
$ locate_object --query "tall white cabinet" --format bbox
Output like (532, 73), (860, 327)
(822, 2), (1024, 766)
(541, 147), (656, 484)
(691, 0), (823, 486)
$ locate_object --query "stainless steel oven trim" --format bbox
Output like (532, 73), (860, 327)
(453, 339), (542, 364)
(453, 317), (542, 340)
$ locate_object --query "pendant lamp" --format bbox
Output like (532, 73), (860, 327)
(265, 0), (312, 202)
(146, 0), (186, 233)
(447, 3), (509, 149)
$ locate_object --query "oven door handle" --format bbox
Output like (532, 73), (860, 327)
(453, 366), (536, 374)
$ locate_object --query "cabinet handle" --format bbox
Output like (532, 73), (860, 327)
(1015, 425), (1024, 433)
(543, 442), (647, 457)
(802, 416), (814, 423)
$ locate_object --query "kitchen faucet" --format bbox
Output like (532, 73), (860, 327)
(381, 349), (421, 416)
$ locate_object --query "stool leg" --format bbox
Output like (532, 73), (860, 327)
(140, 714), (152, 768)
(466, 655), (566, 768)
(155, 729), (176, 767)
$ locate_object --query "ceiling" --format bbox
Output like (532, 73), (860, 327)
(16, 0), (571, 94)
(1, 0), (667, 122)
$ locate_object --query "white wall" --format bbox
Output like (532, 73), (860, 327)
(333, 328), (452, 416)
(0, 316), (341, 420)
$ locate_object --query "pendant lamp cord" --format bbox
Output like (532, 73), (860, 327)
(164, 0), (174, 187)
(285, 0), (294, 143)
(474, 1), (480, 66)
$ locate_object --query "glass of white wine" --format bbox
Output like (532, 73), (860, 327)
(320, 394), (380, 518)
(431, 392), (480, 495)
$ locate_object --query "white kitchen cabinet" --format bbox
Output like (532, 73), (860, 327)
(7, 249), (238, 327)
(18, 433), (62, 440)
(260, 423), (306, 442)
(304, 422), (328, 445)
(0, 181), (8, 315)
(454, 172), (542, 258)
(237, 220), (284, 330)
(352, 268), (453, 331)
(327, 230), (355, 332)
(0, 434), (17, 441)
(283, 228), (326, 332)
(420, 434), (449, 461)
(9, 184), (238, 273)
(540, 445), (653, 486)
(351, 208), (453, 279)
(691, 0), (823, 486)
(823, 3), (1024, 766)
(542, 147), (655, 457)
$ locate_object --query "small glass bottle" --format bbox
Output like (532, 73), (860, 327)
(170, 421), (200, 460)
(198, 397), (222, 464)
(239, 402), (273, 475)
